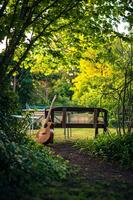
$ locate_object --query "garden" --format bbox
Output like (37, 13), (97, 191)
(0, 0), (132, 199)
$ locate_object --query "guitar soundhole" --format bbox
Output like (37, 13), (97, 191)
(44, 124), (48, 128)
(42, 132), (46, 135)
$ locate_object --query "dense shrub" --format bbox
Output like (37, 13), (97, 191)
(0, 114), (69, 200)
(75, 133), (133, 169)
(0, 136), (69, 184)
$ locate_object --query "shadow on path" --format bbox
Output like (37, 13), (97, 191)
(51, 141), (133, 183)
(44, 141), (133, 200)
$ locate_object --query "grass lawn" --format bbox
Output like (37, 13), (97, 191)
(30, 128), (115, 143)
(54, 128), (116, 142)
(25, 128), (133, 200)
(54, 128), (96, 142)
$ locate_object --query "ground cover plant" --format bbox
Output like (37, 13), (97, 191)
(75, 133), (133, 169)
(35, 142), (133, 200)
(0, 0), (132, 199)
(0, 114), (69, 200)
(0, 113), (133, 200)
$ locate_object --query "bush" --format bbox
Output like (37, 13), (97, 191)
(0, 137), (69, 183)
(75, 133), (133, 169)
(0, 114), (69, 200)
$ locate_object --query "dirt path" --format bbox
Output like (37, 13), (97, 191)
(51, 141), (133, 184)
(42, 141), (133, 200)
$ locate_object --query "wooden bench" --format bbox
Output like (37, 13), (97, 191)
(45, 106), (108, 138)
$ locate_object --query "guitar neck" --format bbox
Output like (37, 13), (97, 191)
(45, 95), (56, 123)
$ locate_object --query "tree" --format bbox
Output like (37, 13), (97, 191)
(16, 68), (33, 107)
(105, 37), (133, 134)
(1, 0), (132, 87)
(0, 0), (82, 87)
(72, 37), (133, 133)
(72, 47), (112, 105)
(0, 0), (132, 113)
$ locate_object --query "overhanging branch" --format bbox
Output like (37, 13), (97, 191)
(6, 0), (81, 78)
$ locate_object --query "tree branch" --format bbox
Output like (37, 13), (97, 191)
(0, 0), (9, 17)
(29, 0), (59, 26)
(6, 0), (81, 78)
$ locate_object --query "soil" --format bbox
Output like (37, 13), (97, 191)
(42, 141), (133, 200)
(51, 141), (133, 184)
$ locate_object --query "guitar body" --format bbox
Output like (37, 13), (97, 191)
(36, 122), (53, 144)
(36, 95), (56, 145)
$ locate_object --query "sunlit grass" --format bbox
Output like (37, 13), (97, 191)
(54, 128), (95, 142)
(29, 128), (116, 143)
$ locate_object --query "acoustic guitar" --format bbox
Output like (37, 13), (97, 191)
(36, 95), (56, 144)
